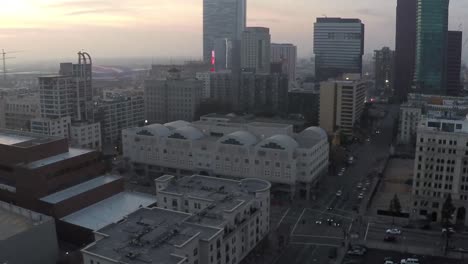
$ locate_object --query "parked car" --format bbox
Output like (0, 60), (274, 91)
(384, 235), (397, 242)
(400, 258), (419, 264)
(336, 190), (343, 197)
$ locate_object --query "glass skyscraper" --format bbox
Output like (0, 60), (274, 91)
(203, 0), (246, 63)
(414, 0), (450, 94)
(313, 18), (364, 82)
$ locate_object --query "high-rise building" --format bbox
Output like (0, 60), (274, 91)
(38, 75), (76, 119)
(412, 116), (468, 225)
(319, 74), (367, 137)
(414, 0), (450, 95)
(213, 38), (233, 71)
(203, 0), (246, 62)
(314, 18), (364, 82)
(241, 27), (271, 74)
(59, 52), (94, 121)
(394, 0), (417, 102)
(144, 69), (203, 124)
(374, 47), (395, 92)
(446, 31), (463, 96)
(271, 43), (297, 87)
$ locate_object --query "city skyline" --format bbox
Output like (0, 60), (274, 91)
(2, 0), (468, 62)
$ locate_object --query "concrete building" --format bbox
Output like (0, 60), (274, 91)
(412, 116), (468, 225)
(397, 93), (468, 145)
(214, 38), (234, 71)
(288, 88), (320, 126)
(122, 118), (329, 199)
(271, 43), (297, 87)
(38, 75), (76, 119)
(314, 18), (365, 82)
(70, 122), (102, 150)
(196, 71), (213, 99)
(93, 95), (145, 148)
(203, 0), (246, 62)
(319, 75), (367, 137)
(241, 27), (271, 74)
(82, 174), (270, 264)
(145, 69), (203, 124)
(30, 116), (71, 139)
(0, 201), (59, 264)
(374, 47), (395, 92)
(0, 93), (40, 131)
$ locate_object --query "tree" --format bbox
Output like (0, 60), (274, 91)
(441, 194), (456, 227)
(389, 194), (402, 225)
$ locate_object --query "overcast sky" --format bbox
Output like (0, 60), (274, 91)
(1, 0), (468, 62)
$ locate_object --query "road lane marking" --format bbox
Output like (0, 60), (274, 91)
(276, 208), (290, 229)
(292, 234), (343, 240)
(364, 222), (371, 241)
(290, 242), (340, 248)
(291, 208), (306, 235)
(306, 208), (353, 220)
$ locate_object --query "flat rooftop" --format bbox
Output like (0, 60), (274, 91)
(40, 175), (122, 204)
(0, 202), (51, 240)
(84, 207), (221, 264)
(0, 129), (59, 147)
(61, 191), (157, 231)
(161, 175), (270, 226)
(22, 148), (94, 169)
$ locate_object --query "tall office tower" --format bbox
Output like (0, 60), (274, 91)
(213, 38), (233, 71)
(59, 52), (94, 121)
(203, 0), (246, 62)
(446, 31), (463, 96)
(313, 18), (364, 82)
(374, 47), (395, 92)
(241, 27), (271, 74)
(38, 76), (76, 119)
(394, 0), (417, 102)
(414, 0), (450, 95)
(271, 43), (297, 86)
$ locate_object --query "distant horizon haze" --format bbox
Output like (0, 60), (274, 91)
(1, 0), (468, 63)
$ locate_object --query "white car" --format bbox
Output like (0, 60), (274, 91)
(386, 228), (402, 235)
(338, 172), (344, 177)
(384, 261), (395, 264)
(315, 219), (323, 225)
(358, 194), (364, 200)
(336, 190), (343, 197)
(357, 183), (363, 189)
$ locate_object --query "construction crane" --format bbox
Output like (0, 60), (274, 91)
(1, 49), (23, 81)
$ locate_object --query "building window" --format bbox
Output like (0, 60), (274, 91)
(194, 248), (198, 256)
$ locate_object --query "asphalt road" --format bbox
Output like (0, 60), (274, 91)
(269, 104), (401, 264)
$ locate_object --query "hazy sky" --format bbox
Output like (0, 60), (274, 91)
(1, 0), (468, 63)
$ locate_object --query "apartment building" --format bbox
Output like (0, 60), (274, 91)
(82, 174), (270, 264)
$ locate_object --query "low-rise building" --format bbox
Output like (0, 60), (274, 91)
(0, 93), (40, 131)
(145, 69), (203, 124)
(70, 121), (102, 150)
(82, 175), (271, 264)
(412, 116), (468, 225)
(30, 116), (71, 138)
(0, 201), (59, 264)
(123, 117), (329, 199)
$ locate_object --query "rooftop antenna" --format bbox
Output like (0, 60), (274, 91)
(1, 50), (22, 81)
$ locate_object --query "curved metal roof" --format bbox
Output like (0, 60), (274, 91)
(218, 131), (258, 146)
(164, 120), (191, 130)
(301, 127), (328, 139)
(143, 124), (171, 137)
(260, 134), (299, 150)
(169, 126), (204, 140)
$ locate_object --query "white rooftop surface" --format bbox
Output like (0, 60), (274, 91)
(0, 134), (34, 146)
(40, 175), (122, 204)
(61, 192), (157, 231)
(24, 148), (94, 169)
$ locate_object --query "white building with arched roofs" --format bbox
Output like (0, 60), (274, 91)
(122, 117), (329, 199)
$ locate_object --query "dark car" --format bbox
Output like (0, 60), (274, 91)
(328, 248), (337, 259)
(384, 235), (397, 242)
